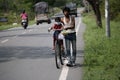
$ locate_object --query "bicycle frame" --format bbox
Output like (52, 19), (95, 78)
(54, 33), (65, 69)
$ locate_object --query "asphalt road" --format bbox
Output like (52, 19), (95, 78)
(0, 11), (86, 80)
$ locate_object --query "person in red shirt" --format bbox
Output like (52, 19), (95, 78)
(48, 17), (64, 50)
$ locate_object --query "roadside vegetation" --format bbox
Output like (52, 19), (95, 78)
(0, 0), (82, 28)
(83, 13), (120, 80)
(0, 20), (35, 31)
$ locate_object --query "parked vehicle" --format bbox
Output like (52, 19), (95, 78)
(0, 17), (8, 22)
(34, 2), (51, 25)
(65, 2), (77, 17)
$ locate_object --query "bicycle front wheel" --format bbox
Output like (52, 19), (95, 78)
(55, 41), (63, 69)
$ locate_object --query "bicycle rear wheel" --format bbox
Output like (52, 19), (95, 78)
(55, 41), (63, 69)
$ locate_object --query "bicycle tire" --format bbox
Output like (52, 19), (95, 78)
(55, 40), (63, 69)
(60, 49), (65, 65)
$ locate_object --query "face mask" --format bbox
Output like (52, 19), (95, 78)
(55, 22), (61, 25)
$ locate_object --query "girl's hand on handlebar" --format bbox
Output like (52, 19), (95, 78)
(48, 28), (51, 32)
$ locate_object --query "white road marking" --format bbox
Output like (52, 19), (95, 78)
(76, 18), (82, 35)
(1, 39), (9, 43)
(59, 17), (82, 80)
(0, 30), (30, 44)
(59, 66), (69, 80)
(59, 60), (69, 80)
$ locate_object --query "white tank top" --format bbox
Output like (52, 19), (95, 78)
(63, 16), (75, 33)
(63, 16), (72, 28)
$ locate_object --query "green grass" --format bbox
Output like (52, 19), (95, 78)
(0, 24), (20, 31)
(83, 13), (120, 80)
(0, 20), (35, 31)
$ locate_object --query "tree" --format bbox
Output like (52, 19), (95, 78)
(53, 0), (66, 7)
(86, 0), (102, 28)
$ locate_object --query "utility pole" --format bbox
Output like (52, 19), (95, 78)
(105, 0), (110, 37)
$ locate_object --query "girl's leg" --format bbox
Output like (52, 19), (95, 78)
(53, 37), (56, 50)
(53, 31), (57, 50)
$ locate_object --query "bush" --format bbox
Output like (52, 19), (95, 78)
(83, 14), (120, 80)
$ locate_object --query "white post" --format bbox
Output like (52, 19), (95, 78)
(105, 0), (110, 37)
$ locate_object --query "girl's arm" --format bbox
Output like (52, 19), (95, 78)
(48, 26), (53, 32)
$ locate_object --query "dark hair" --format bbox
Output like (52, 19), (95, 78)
(22, 10), (25, 13)
(55, 17), (61, 22)
(62, 7), (70, 13)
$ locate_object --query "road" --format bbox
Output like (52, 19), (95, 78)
(0, 12), (86, 80)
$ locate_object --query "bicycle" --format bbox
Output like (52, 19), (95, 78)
(54, 34), (65, 69)
(48, 28), (65, 69)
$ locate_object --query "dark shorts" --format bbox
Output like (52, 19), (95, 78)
(53, 31), (61, 39)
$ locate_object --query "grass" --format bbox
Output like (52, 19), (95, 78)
(82, 13), (120, 80)
(0, 20), (35, 31)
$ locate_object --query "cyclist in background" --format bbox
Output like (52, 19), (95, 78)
(61, 7), (76, 67)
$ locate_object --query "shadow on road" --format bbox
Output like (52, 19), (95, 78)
(0, 46), (54, 63)
(0, 47), (85, 67)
